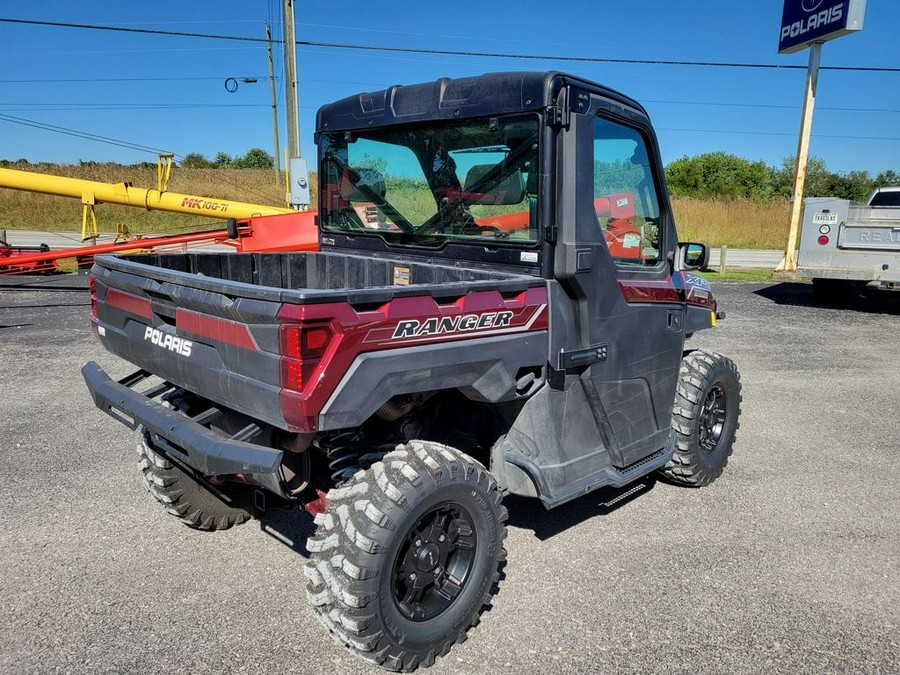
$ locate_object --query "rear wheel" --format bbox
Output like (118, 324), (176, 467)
(660, 350), (741, 487)
(304, 441), (507, 671)
(137, 431), (253, 531)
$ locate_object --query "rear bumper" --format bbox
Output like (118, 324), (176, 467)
(82, 361), (286, 495)
(797, 252), (900, 283)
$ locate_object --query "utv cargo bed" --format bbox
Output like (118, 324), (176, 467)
(90, 250), (549, 434)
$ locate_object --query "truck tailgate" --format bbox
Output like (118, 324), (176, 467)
(839, 220), (900, 252)
(92, 259), (288, 430)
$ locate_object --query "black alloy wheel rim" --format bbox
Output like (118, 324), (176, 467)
(392, 502), (477, 622)
(699, 383), (727, 454)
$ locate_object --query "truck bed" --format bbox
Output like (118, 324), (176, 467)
(109, 251), (539, 304)
(797, 198), (900, 283)
(90, 251), (549, 434)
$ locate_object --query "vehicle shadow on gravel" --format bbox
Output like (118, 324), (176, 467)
(255, 478), (659, 553)
(257, 505), (316, 557)
(755, 282), (900, 315)
(505, 478), (656, 540)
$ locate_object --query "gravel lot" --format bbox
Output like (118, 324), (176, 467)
(1, 275), (898, 674)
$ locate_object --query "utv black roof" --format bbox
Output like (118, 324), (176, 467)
(316, 71), (649, 135)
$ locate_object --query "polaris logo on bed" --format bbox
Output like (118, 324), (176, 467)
(143, 326), (193, 357)
(392, 311), (514, 339)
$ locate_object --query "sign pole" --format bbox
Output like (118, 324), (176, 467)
(776, 41), (822, 273)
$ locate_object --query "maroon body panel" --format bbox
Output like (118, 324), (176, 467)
(618, 271), (717, 313)
(277, 287), (548, 431)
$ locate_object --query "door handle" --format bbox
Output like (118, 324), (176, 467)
(667, 310), (683, 332)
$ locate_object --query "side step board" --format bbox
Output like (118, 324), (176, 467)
(504, 441), (673, 510)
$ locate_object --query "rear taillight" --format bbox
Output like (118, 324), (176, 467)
(279, 323), (334, 392)
(89, 274), (97, 318)
(817, 235), (830, 246)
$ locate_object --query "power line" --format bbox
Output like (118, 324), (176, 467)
(0, 18), (269, 42)
(0, 75), (270, 84)
(302, 41), (900, 73)
(0, 112), (288, 205)
(96, 19), (266, 27)
(644, 100), (900, 114)
(0, 104), (272, 111)
(0, 75), (387, 88)
(0, 113), (171, 154)
(1, 101), (270, 107)
(2, 17), (899, 73)
(5, 107), (893, 161)
(3, 98), (898, 115)
(658, 127), (900, 142)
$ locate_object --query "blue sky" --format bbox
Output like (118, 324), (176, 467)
(1, 0), (897, 175)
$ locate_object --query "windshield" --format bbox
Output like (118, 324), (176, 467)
(319, 115), (539, 247)
(869, 190), (900, 207)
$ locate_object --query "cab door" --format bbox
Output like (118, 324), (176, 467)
(554, 92), (685, 469)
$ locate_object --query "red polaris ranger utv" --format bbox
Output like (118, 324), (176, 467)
(83, 71), (741, 671)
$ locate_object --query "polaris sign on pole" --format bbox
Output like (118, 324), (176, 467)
(778, 0), (866, 54)
(775, 0), (866, 273)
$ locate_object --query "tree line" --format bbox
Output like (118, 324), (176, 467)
(665, 152), (899, 202)
(179, 148), (274, 169)
(0, 149), (276, 171)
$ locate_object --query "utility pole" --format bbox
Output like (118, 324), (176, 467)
(282, 0), (309, 210)
(776, 42), (821, 273)
(282, 0), (300, 160)
(265, 22), (281, 186)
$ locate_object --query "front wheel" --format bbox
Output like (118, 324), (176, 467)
(660, 350), (742, 487)
(304, 441), (507, 671)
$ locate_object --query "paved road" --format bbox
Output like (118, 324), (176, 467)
(1, 277), (898, 674)
(707, 247), (783, 269)
(3, 230), (782, 268)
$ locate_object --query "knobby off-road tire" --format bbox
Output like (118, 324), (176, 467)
(661, 350), (742, 487)
(137, 430), (253, 531)
(304, 441), (508, 672)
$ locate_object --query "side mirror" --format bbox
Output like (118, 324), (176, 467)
(681, 242), (709, 271)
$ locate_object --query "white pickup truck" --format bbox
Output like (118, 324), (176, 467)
(797, 186), (900, 301)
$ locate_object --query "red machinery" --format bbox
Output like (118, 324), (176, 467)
(0, 238), (59, 275)
(0, 157), (318, 275)
(0, 211), (318, 274)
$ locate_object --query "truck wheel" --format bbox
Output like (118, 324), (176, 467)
(304, 441), (507, 671)
(660, 350), (741, 487)
(137, 431), (253, 531)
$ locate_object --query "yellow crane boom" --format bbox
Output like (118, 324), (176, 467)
(0, 155), (293, 240)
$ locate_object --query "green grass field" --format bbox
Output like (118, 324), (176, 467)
(697, 268), (781, 282)
(0, 162), (791, 249)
